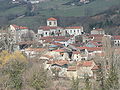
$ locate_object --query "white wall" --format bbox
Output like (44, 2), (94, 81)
(91, 30), (105, 35)
(65, 28), (83, 36)
(72, 54), (81, 61)
(114, 40), (120, 46)
(47, 20), (57, 27)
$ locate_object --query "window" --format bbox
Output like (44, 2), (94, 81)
(77, 30), (79, 33)
(45, 32), (48, 35)
(81, 32), (84, 34)
(54, 21), (56, 25)
(77, 56), (78, 58)
(49, 22), (52, 25)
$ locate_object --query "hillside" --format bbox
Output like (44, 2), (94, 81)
(0, 0), (120, 32)
(34, 0), (120, 16)
(9, 0), (120, 29)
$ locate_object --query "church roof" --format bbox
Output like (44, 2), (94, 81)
(47, 17), (57, 21)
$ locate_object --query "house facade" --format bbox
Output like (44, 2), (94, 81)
(71, 51), (82, 61)
(77, 60), (96, 78)
(113, 36), (120, 46)
(38, 18), (84, 38)
(9, 24), (29, 43)
(38, 17), (65, 37)
(38, 26), (64, 37)
(65, 26), (84, 36)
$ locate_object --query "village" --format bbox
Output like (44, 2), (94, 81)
(0, 17), (118, 81)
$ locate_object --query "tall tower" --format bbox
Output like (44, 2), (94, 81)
(47, 17), (57, 27)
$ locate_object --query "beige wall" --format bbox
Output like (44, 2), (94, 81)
(66, 71), (78, 79)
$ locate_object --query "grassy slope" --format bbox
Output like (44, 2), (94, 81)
(0, 6), (26, 16)
(36, 0), (120, 16)
(0, 0), (26, 17)
(10, 0), (120, 30)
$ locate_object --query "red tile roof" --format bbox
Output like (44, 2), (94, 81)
(47, 60), (69, 66)
(39, 26), (61, 31)
(17, 41), (37, 45)
(67, 66), (76, 71)
(47, 17), (57, 21)
(51, 42), (62, 46)
(53, 38), (70, 42)
(77, 60), (95, 67)
(95, 52), (105, 57)
(12, 24), (28, 30)
(88, 34), (104, 37)
(88, 41), (102, 47)
(91, 65), (99, 70)
(52, 49), (65, 52)
(113, 36), (120, 40)
(44, 39), (53, 43)
(40, 36), (66, 40)
(25, 48), (45, 52)
(42, 55), (53, 59)
(77, 47), (102, 51)
(65, 26), (82, 29)
(82, 61), (94, 67)
(72, 51), (81, 54)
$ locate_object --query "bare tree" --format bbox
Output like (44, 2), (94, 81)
(0, 26), (15, 52)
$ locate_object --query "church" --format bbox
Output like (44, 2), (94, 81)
(38, 17), (84, 37)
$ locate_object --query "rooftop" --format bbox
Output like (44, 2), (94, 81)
(77, 47), (102, 51)
(47, 60), (69, 66)
(65, 26), (82, 29)
(82, 61), (94, 67)
(12, 24), (28, 30)
(47, 17), (57, 21)
(113, 35), (120, 40)
(39, 26), (61, 31)
(67, 66), (76, 71)
(92, 28), (104, 31)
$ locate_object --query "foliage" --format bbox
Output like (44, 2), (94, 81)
(1, 59), (27, 90)
(0, 50), (27, 66)
(29, 69), (48, 90)
(89, 19), (113, 29)
(71, 77), (79, 90)
(84, 74), (91, 90)
(51, 67), (61, 80)
(105, 66), (119, 90)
